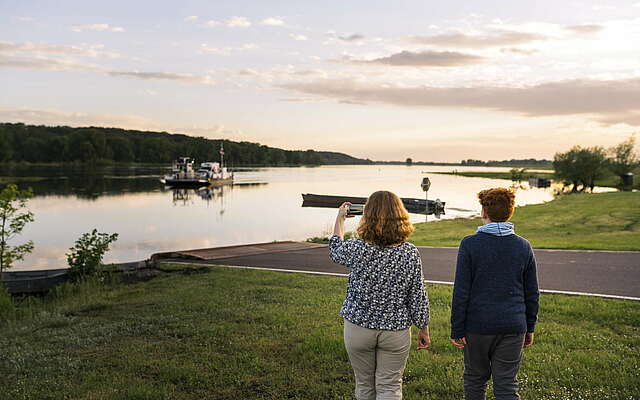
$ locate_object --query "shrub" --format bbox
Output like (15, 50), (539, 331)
(0, 184), (35, 273)
(66, 229), (118, 282)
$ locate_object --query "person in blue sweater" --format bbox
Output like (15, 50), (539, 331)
(450, 187), (539, 400)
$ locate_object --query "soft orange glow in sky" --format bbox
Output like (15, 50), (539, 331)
(1, 1), (639, 161)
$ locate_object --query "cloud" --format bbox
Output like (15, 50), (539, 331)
(207, 16), (251, 28)
(0, 54), (106, 71)
(1, 52), (214, 86)
(500, 47), (539, 55)
(13, 16), (34, 23)
(338, 33), (365, 42)
(0, 107), (244, 142)
(107, 71), (215, 85)
(278, 77), (640, 125)
(199, 43), (257, 56)
(407, 30), (546, 48)
(70, 23), (125, 33)
(289, 33), (308, 41)
(0, 107), (167, 131)
(346, 50), (485, 67)
(184, 16), (199, 22)
(0, 40), (120, 58)
(565, 24), (604, 33)
(260, 17), (284, 26)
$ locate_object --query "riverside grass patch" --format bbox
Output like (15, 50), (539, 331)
(1, 266), (639, 400)
(411, 191), (640, 251)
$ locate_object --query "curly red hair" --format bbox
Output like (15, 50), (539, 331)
(478, 187), (516, 222)
(357, 191), (415, 246)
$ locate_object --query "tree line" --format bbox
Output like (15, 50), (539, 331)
(553, 136), (638, 191)
(0, 123), (371, 166)
(460, 158), (552, 167)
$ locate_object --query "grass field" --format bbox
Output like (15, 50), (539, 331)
(410, 191), (640, 250)
(1, 266), (638, 400)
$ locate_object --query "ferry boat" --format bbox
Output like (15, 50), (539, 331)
(161, 145), (233, 187)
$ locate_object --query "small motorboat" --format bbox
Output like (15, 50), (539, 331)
(161, 145), (234, 187)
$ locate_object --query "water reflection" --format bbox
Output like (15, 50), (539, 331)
(6, 164), (610, 270)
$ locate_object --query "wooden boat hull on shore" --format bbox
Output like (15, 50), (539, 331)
(1, 268), (69, 294)
(301, 193), (445, 216)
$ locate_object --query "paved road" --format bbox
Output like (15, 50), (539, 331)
(170, 246), (640, 299)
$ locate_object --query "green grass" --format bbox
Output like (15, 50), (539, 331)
(411, 192), (640, 251)
(1, 266), (638, 399)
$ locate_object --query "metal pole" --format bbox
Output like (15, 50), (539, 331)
(421, 177), (431, 222)
(425, 189), (428, 222)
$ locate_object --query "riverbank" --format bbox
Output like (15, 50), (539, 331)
(428, 167), (640, 190)
(1, 265), (637, 399)
(411, 191), (640, 250)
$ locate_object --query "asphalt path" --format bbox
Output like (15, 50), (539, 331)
(172, 246), (640, 299)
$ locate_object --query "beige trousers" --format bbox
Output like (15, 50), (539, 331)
(343, 319), (411, 400)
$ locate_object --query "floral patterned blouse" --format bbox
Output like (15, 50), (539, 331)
(329, 235), (430, 330)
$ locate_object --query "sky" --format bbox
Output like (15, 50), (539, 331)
(1, 0), (639, 162)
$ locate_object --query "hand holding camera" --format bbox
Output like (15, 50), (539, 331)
(338, 202), (354, 219)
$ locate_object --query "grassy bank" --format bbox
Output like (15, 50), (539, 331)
(430, 171), (554, 181)
(428, 167), (640, 190)
(411, 191), (640, 250)
(1, 265), (638, 399)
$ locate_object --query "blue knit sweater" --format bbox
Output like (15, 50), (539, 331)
(451, 232), (540, 339)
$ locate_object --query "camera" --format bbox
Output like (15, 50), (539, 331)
(346, 204), (364, 216)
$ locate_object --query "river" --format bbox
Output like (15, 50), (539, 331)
(2, 164), (571, 270)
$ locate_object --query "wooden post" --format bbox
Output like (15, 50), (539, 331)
(421, 177), (431, 222)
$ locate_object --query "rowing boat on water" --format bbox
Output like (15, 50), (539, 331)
(301, 193), (445, 216)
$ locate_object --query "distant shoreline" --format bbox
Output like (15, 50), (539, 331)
(0, 161), (553, 169)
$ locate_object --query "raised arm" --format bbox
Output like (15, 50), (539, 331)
(333, 202), (351, 239)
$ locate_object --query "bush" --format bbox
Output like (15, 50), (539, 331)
(66, 229), (118, 282)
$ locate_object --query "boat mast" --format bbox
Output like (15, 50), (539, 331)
(219, 142), (225, 168)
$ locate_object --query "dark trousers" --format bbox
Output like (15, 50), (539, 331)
(463, 333), (525, 400)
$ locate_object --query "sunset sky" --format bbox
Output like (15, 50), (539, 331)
(1, 0), (639, 162)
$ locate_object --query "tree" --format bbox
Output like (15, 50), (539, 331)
(406, 158), (413, 166)
(510, 168), (527, 181)
(108, 136), (135, 162)
(608, 135), (638, 184)
(66, 229), (119, 281)
(554, 146), (608, 192)
(0, 184), (35, 273)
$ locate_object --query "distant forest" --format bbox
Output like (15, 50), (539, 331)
(0, 123), (372, 166)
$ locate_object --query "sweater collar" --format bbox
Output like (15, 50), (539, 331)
(477, 222), (515, 236)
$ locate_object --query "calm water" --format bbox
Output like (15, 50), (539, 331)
(2, 164), (586, 270)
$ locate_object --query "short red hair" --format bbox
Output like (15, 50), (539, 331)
(478, 188), (515, 222)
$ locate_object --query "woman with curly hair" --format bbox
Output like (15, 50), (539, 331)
(329, 190), (430, 400)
